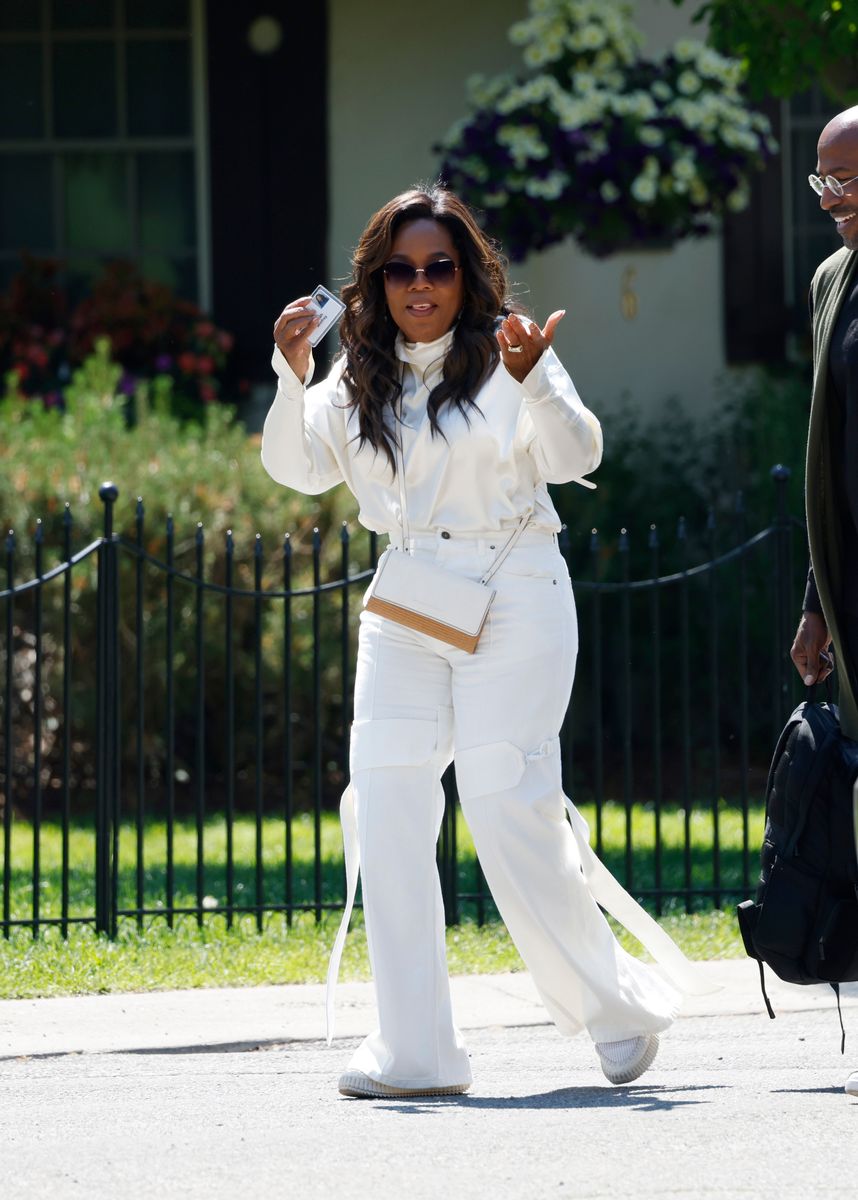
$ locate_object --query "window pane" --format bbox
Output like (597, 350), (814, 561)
(53, 42), (116, 137)
(51, 0), (114, 30)
(0, 44), (43, 138)
(138, 151), (195, 250)
(127, 40), (190, 136)
(0, 0), (40, 31)
(0, 155), (53, 250)
(64, 154), (129, 252)
(126, 0), (189, 30)
(140, 253), (197, 300)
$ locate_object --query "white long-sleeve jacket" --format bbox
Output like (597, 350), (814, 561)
(260, 327), (602, 535)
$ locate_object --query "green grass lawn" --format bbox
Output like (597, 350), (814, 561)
(0, 802), (763, 999)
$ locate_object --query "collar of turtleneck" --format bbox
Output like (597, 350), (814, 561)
(394, 327), (455, 374)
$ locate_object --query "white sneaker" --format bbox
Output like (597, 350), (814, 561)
(338, 1071), (471, 1099)
(846, 1072), (858, 1097)
(595, 1034), (660, 1085)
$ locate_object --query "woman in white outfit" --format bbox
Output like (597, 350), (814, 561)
(262, 186), (698, 1099)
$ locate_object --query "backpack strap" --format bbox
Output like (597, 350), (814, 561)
(832, 982), (846, 1055)
(757, 960), (776, 1020)
(783, 727), (839, 856)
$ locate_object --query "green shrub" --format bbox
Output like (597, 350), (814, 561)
(1, 341), (365, 817)
(554, 364), (810, 576)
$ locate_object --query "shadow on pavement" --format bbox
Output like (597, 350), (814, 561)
(343, 1084), (726, 1114)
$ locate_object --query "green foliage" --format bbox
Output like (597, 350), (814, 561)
(1, 341), (363, 814)
(555, 364), (810, 573)
(673, 0), (858, 102)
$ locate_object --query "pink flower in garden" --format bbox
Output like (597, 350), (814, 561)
(178, 352), (197, 373)
(196, 355), (214, 375)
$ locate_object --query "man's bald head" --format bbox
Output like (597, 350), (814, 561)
(817, 107), (858, 249)
(820, 106), (858, 146)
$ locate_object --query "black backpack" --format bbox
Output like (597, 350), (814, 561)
(737, 698), (858, 1050)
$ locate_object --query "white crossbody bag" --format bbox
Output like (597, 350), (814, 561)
(363, 405), (532, 653)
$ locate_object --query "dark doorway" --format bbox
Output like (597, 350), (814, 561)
(207, 2), (328, 380)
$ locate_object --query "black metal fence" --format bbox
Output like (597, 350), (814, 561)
(1, 468), (810, 938)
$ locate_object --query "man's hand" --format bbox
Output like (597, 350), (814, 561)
(790, 611), (833, 685)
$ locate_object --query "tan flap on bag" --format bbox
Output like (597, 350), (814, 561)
(363, 549), (495, 654)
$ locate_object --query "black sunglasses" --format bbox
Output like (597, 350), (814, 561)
(382, 259), (461, 288)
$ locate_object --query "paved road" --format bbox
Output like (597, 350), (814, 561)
(1, 965), (856, 1199)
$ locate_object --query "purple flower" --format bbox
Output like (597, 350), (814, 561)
(154, 353), (173, 372)
(119, 373), (136, 395)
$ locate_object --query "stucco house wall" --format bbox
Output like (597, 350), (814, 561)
(328, 0), (724, 417)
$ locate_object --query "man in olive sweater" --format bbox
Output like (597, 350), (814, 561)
(789, 105), (858, 1100)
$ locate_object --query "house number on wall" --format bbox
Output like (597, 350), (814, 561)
(621, 266), (638, 321)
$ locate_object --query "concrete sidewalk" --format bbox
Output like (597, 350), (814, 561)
(2, 959), (857, 1058)
(3, 963), (858, 1200)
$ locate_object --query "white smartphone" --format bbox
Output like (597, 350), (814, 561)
(306, 284), (346, 346)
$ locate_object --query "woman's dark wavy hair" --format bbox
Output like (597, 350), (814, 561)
(339, 185), (510, 473)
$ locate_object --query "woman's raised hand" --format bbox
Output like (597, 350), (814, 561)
(274, 298), (321, 383)
(496, 310), (565, 383)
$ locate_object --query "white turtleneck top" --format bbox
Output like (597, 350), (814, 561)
(261, 328), (602, 535)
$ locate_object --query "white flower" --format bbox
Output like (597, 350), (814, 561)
(726, 184), (750, 212)
(674, 39), (699, 63)
(600, 180), (621, 203)
(639, 126), (664, 147)
(672, 157), (696, 182)
(672, 156), (697, 181)
(524, 42), (548, 67)
(677, 70), (701, 95)
(579, 23), (607, 49)
(497, 122), (550, 167)
(631, 174), (658, 203)
(651, 80), (672, 101)
(525, 170), (569, 200)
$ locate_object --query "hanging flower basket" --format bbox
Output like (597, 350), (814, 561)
(436, 0), (777, 260)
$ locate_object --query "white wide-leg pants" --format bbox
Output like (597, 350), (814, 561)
(338, 533), (684, 1090)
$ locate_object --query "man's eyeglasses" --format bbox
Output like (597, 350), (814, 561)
(808, 173), (858, 197)
(382, 260), (461, 288)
